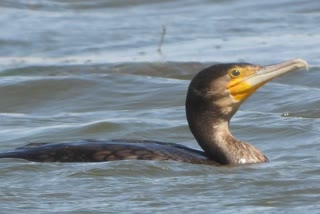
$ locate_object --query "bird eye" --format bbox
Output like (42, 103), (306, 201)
(231, 70), (240, 77)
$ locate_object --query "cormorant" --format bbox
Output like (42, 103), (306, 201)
(0, 59), (308, 165)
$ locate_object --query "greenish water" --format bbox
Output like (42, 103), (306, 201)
(0, 0), (320, 213)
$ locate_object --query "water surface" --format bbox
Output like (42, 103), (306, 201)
(0, 0), (319, 213)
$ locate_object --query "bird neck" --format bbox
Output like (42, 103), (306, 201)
(186, 92), (268, 165)
(204, 121), (268, 164)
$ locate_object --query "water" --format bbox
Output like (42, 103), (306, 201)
(0, 0), (319, 213)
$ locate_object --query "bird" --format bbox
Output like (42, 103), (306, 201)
(0, 58), (308, 165)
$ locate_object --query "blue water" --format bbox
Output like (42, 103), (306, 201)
(0, 0), (319, 213)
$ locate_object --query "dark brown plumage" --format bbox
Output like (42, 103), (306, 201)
(0, 59), (308, 165)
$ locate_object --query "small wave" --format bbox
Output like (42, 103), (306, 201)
(282, 109), (320, 119)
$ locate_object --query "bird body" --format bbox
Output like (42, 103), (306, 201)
(0, 139), (216, 165)
(0, 59), (308, 165)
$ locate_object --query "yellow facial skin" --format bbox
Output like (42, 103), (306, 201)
(226, 59), (308, 103)
(227, 65), (263, 102)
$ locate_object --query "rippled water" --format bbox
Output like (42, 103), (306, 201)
(0, 0), (319, 213)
